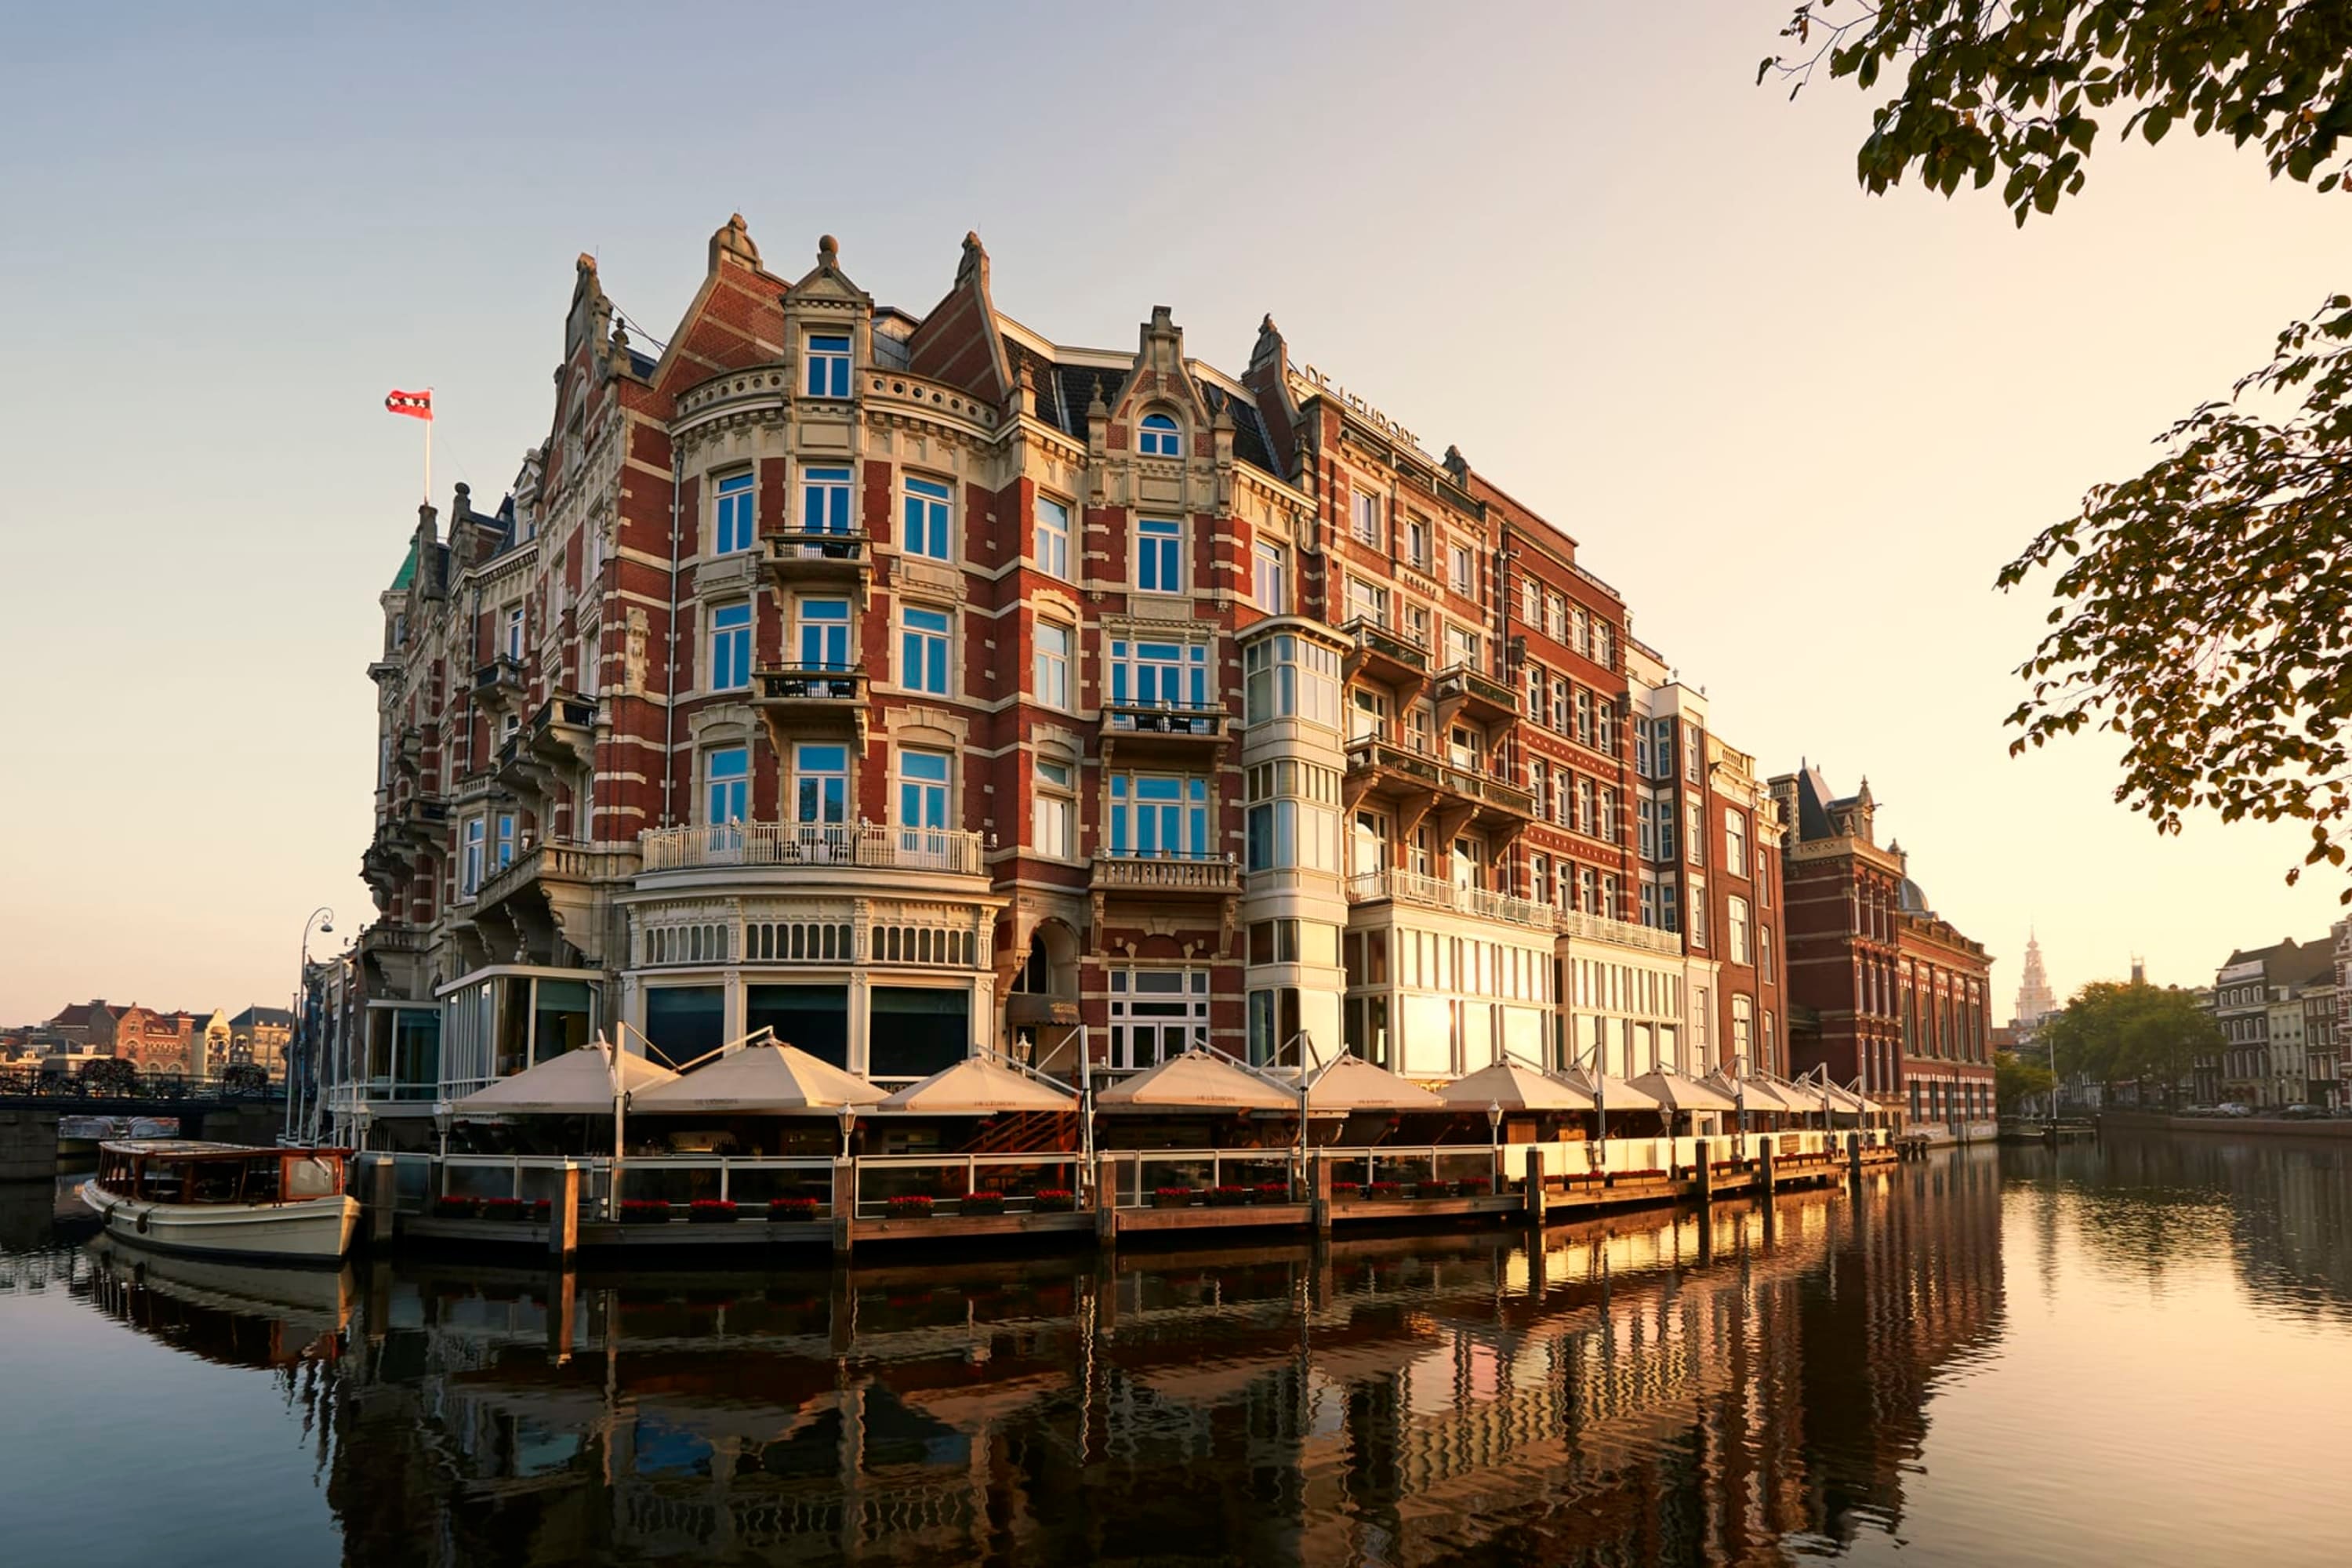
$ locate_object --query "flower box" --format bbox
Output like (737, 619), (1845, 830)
(619, 1200), (671, 1225)
(887, 1195), (936, 1219)
(481, 1197), (528, 1222)
(1414, 1180), (1454, 1199)
(1207, 1185), (1253, 1207)
(688, 1199), (739, 1224)
(1367, 1181), (1403, 1200)
(1254, 1182), (1291, 1204)
(1456, 1178), (1490, 1196)
(960, 1191), (1007, 1215)
(1332, 1181), (1362, 1200)
(768, 1197), (820, 1223)
(1032, 1189), (1076, 1213)
(1152, 1187), (1196, 1210)
(431, 1196), (478, 1220)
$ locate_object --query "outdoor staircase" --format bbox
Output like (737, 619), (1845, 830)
(960, 1110), (1080, 1155)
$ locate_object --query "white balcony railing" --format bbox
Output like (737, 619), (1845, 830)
(640, 820), (987, 877)
(1555, 907), (1686, 956)
(1345, 869), (1555, 931)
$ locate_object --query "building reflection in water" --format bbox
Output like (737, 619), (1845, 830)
(73, 1156), (2011, 1566)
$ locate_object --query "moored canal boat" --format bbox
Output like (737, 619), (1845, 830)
(80, 1141), (358, 1263)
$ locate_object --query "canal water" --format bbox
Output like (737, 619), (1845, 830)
(3, 1134), (2347, 1567)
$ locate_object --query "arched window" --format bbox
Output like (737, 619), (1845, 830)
(1138, 412), (1181, 457)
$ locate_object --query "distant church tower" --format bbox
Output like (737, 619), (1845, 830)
(2013, 930), (2057, 1025)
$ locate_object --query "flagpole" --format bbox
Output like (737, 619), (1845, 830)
(425, 386), (433, 504)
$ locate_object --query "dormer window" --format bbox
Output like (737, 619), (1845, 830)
(805, 333), (851, 397)
(1138, 412), (1181, 457)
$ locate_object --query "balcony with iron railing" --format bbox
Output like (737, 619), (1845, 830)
(1090, 851), (1243, 897)
(1341, 617), (1429, 692)
(760, 528), (873, 592)
(472, 655), (525, 709)
(1433, 662), (1520, 728)
(1102, 702), (1228, 757)
(526, 692), (597, 770)
(640, 820), (988, 879)
(1344, 738), (1537, 820)
(752, 663), (869, 740)
(1555, 906), (1686, 956)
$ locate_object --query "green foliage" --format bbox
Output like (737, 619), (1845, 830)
(2036, 981), (2223, 1094)
(1768, 2), (2352, 897)
(1762, 2), (2352, 225)
(1995, 1049), (2054, 1109)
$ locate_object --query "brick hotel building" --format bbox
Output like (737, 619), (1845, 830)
(315, 216), (1790, 1142)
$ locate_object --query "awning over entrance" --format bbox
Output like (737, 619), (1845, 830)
(1439, 1061), (1596, 1112)
(1303, 1054), (1447, 1112)
(450, 1042), (676, 1116)
(877, 1054), (1077, 1114)
(630, 1042), (886, 1115)
(1094, 1051), (1298, 1112)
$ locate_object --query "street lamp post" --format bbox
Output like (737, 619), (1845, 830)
(289, 906), (334, 1144)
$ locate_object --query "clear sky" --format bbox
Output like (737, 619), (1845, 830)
(2, 2), (2344, 1027)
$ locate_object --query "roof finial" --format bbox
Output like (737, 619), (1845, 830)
(818, 234), (839, 270)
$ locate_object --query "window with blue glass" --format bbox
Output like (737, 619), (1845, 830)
(901, 605), (950, 695)
(710, 602), (752, 691)
(898, 749), (950, 829)
(1109, 638), (1207, 710)
(801, 466), (852, 534)
(706, 746), (748, 825)
(796, 597), (850, 669)
(793, 742), (848, 825)
(1109, 773), (1209, 858)
(1135, 517), (1182, 593)
(805, 334), (851, 397)
(902, 476), (951, 560)
(713, 472), (756, 555)
(1138, 412), (1181, 456)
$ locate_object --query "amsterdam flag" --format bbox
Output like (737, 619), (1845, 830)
(385, 388), (433, 421)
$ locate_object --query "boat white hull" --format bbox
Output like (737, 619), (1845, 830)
(80, 1180), (358, 1264)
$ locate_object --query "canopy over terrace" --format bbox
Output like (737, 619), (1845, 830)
(1558, 1067), (1662, 1113)
(1303, 1054), (1448, 1113)
(877, 1054), (1078, 1114)
(1094, 1051), (1297, 1112)
(630, 1042), (886, 1115)
(1438, 1061), (1596, 1113)
(450, 1041), (677, 1116)
(1704, 1070), (1800, 1116)
(1626, 1069), (1740, 1116)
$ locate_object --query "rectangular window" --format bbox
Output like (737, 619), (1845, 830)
(1546, 593), (1566, 641)
(1035, 621), (1071, 710)
(715, 471), (757, 555)
(902, 476), (952, 561)
(494, 811), (515, 871)
(706, 746), (748, 826)
(1638, 799), (1657, 860)
(1109, 638), (1208, 710)
(1109, 967), (1210, 1070)
(1346, 575), (1388, 628)
(1639, 880), (1658, 927)
(1352, 490), (1382, 548)
(1033, 758), (1074, 858)
(1253, 540), (1289, 613)
(1571, 605), (1589, 656)
(1655, 720), (1675, 781)
(1635, 717), (1655, 777)
(1660, 882), (1679, 933)
(1598, 786), (1618, 844)
(710, 601), (752, 691)
(1521, 581), (1541, 626)
(1445, 623), (1478, 671)
(1109, 773), (1210, 858)
(1725, 808), (1749, 878)
(901, 605), (950, 695)
(793, 742), (848, 825)
(1243, 633), (1340, 728)
(1593, 622), (1613, 670)
(797, 597), (850, 669)
(1448, 542), (1473, 594)
(1136, 517), (1183, 593)
(461, 818), (485, 897)
(1730, 896), (1751, 966)
(801, 466), (851, 535)
(1033, 494), (1071, 579)
(1575, 688), (1595, 748)
(503, 604), (525, 662)
(1689, 877), (1708, 948)
(1684, 722), (1703, 782)
(1404, 516), (1429, 568)
(1656, 800), (1676, 860)
(898, 748), (950, 829)
(1686, 798), (1704, 865)
(805, 332), (851, 397)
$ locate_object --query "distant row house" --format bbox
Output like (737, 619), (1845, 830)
(2199, 920), (2347, 1109)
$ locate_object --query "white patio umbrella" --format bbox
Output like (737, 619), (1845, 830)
(1302, 1054), (1447, 1113)
(630, 1041), (884, 1114)
(1439, 1061), (1596, 1112)
(877, 1054), (1078, 1114)
(451, 1041), (677, 1116)
(1094, 1050), (1297, 1111)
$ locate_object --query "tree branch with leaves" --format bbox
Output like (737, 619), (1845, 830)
(1769, 1), (2352, 897)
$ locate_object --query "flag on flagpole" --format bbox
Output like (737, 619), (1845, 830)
(385, 388), (433, 421)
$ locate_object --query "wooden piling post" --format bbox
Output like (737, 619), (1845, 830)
(831, 1157), (855, 1259)
(547, 1161), (580, 1266)
(1759, 1141), (1777, 1203)
(1095, 1154), (1119, 1249)
(1312, 1152), (1334, 1237)
(1523, 1147), (1544, 1224)
(1695, 1138), (1714, 1208)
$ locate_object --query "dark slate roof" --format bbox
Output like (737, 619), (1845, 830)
(1792, 766), (1839, 842)
(1203, 386), (1282, 478)
(1052, 365), (1127, 436)
(229, 1006), (295, 1029)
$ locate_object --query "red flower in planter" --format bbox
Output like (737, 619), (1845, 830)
(1254, 1182), (1290, 1203)
(887, 1194), (935, 1218)
(768, 1197), (820, 1222)
(1414, 1180), (1453, 1199)
(1368, 1181), (1403, 1197)
(688, 1199), (739, 1223)
(1209, 1185), (1253, 1207)
(960, 1191), (1007, 1213)
(1333, 1181), (1362, 1198)
(1457, 1178), (1490, 1196)
(1032, 1188), (1076, 1212)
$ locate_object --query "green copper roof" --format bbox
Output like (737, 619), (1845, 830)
(389, 540), (416, 591)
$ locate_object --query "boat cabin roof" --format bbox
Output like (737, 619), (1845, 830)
(100, 1140), (347, 1160)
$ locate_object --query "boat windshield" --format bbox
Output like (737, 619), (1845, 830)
(286, 1156), (339, 1200)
